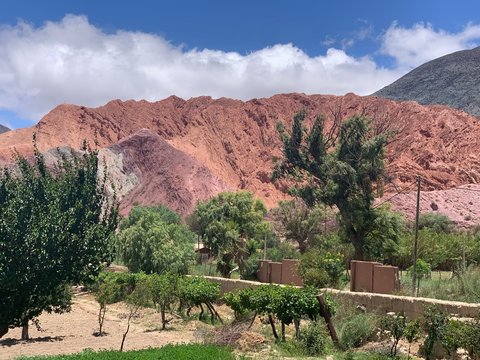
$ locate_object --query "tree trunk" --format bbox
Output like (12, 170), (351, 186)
(298, 241), (307, 254)
(350, 228), (364, 260)
(248, 312), (257, 329)
(198, 303), (204, 321)
(207, 302), (223, 324)
(21, 324), (29, 340)
(268, 314), (278, 339)
(0, 324), (8, 338)
(294, 319), (300, 339)
(161, 305), (166, 330)
(120, 310), (134, 352)
(281, 321), (286, 342)
(98, 305), (106, 335)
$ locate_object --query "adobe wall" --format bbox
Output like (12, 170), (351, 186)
(204, 276), (480, 319)
(325, 289), (480, 319)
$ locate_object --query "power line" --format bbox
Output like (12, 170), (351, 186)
(374, 182), (417, 209)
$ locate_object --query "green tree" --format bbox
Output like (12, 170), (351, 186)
(0, 142), (118, 338)
(274, 111), (387, 260)
(120, 274), (150, 352)
(270, 199), (334, 253)
(191, 191), (272, 277)
(116, 205), (195, 275)
(418, 213), (453, 233)
(179, 276), (221, 323)
(93, 272), (135, 336)
(148, 273), (180, 330)
(408, 259), (431, 295)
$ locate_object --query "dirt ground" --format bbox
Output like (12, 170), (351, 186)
(0, 293), (202, 360)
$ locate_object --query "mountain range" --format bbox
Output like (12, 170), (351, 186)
(0, 48), (480, 226)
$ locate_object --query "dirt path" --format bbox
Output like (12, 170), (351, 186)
(0, 293), (200, 359)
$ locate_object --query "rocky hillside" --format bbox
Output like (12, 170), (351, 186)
(374, 46), (480, 117)
(100, 129), (230, 215)
(0, 124), (9, 134)
(0, 93), (479, 223)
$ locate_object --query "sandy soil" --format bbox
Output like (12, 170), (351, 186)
(0, 293), (201, 359)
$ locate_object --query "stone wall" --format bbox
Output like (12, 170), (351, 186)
(204, 276), (480, 319)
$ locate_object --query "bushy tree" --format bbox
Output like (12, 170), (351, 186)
(116, 205), (195, 275)
(273, 111), (387, 260)
(299, 250), (344, 288)
(191, 191), (272, 277)
(0, 142), (118, 338)
(418, 213), (453, 233)
(179, 276), (221, 323)
(363, 205), (404, 262)
(93, 272), (136, 336)
(148, 273), (180, 330)
(270, 199), (334, 253)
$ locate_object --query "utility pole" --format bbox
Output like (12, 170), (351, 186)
(412, 175), (421, 297)
(263, 234), (267, 260)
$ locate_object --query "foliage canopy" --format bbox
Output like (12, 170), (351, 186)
(273, 111), (387, 260)
(0, 143), (118, 337)
(116, 205), (195, 275)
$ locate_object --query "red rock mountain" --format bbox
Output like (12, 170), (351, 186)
(0, 93), (479, 221)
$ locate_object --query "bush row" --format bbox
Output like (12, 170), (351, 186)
(93, 272), (221, 335)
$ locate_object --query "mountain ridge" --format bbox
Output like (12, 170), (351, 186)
(374, 46), (480, 116)
(0, 93), (479, 217)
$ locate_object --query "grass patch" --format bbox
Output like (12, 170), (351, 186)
(17, 344), (235, 360)
(399, 267), (480, 303)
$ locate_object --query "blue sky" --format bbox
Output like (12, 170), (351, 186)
(1, 0), (480, 129)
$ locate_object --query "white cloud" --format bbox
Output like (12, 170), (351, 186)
(381, 22), (480, 69)
(0, 15), (479, 124)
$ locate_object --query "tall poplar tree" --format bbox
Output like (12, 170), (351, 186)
(273, 111), (386, 260)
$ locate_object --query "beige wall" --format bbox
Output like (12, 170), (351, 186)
(204, 276), (480, 319)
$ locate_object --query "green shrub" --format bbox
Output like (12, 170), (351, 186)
(266, 241), (298, 262)
(418, 213), (453, 233)
(421, 305), (449, 359)
(339, 313), (377, 350)
(242, 253), (261, 280)
(381, 313), (406, 356)
(465, 314), (480, 358)
(147, 273), (180, 330)
(116, 205), (195, 274)
(442, 319), (468, 356)
(299, 320), (329, 355)
(299, 250), (344, 288)
(222, 291), (249, 320)
(180, 276), (220, 322)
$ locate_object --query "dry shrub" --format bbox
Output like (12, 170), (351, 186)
(236, 331), (266, 352)
(211, 322), (249, 346)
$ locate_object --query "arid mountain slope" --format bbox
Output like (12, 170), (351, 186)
(379, 185), (480, 230)
(374, 46), (480, 117)
(0, 124), (9, 134)
(0, 93), (480, 212)
(99, 129), (230, 215)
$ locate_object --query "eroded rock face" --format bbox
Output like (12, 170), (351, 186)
(99, 129), (230, 216)
(0, 93), (479, 221)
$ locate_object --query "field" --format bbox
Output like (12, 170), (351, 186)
(16, 344), (236, 360)
(0, 293), (199, 360)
